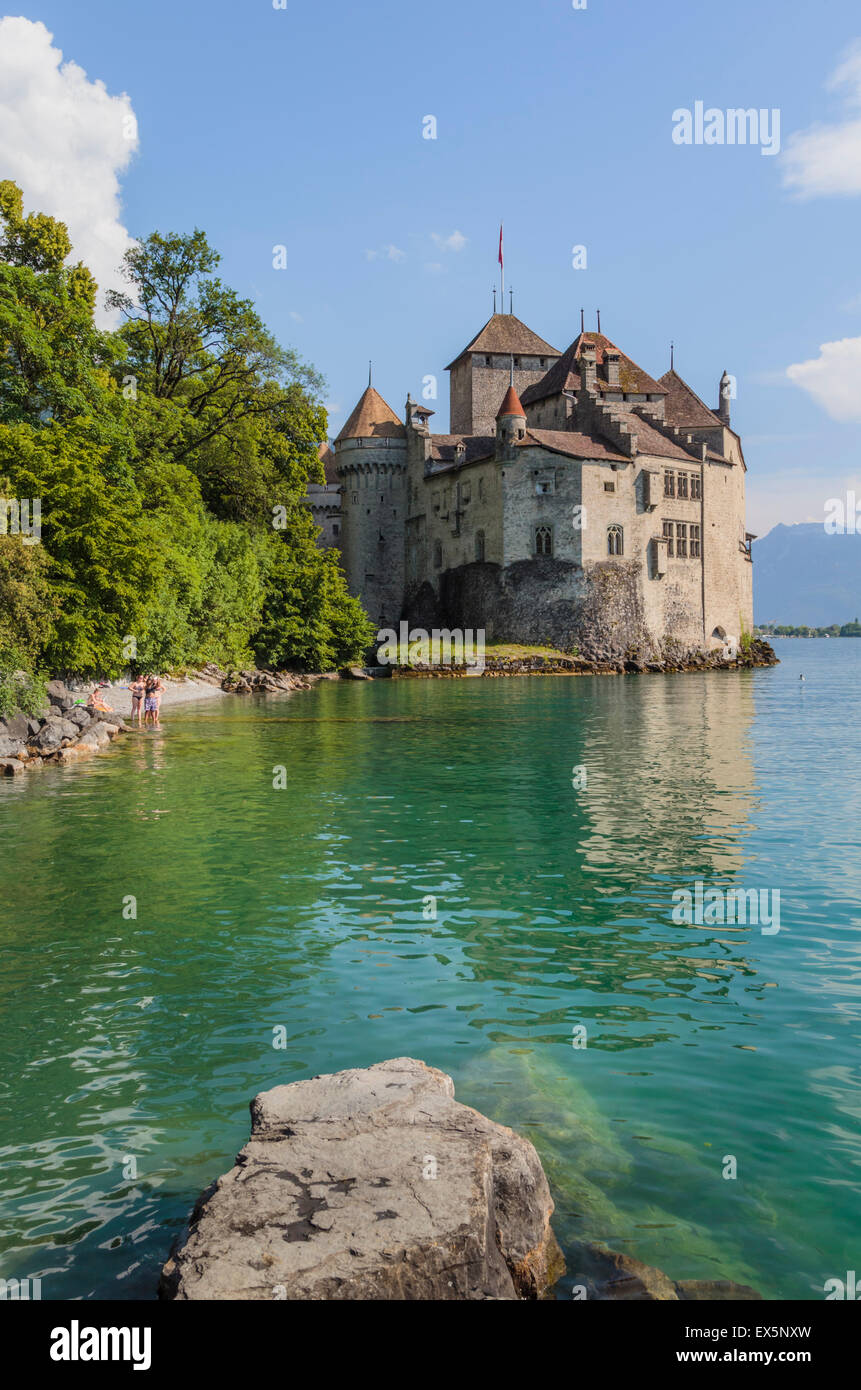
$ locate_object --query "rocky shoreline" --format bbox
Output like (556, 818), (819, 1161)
(393, 638), (779, 679)
(0, 679), (131, 777)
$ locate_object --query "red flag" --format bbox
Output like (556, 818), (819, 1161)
(498, 224), (504, 270)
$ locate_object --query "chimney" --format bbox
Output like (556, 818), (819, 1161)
(605, 348), (621, 389)
(580, 339), (598, 394)
(718, 370), (732, 426)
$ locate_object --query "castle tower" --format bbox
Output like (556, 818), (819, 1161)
(718, 369), (732, 426)
(495, 380), (527, 454)
(334, 384), (407, 629)
(446, 313), (560, 435)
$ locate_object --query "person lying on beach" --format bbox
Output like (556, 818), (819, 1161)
(87, 686), (113, 713)
(143, 675), (166, 727)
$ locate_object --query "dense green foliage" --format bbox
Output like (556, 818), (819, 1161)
(0, 184), (373, 679)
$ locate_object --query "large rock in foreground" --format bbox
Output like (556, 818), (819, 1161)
(160, 1058), (564, 1301)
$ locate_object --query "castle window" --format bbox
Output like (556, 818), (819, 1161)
(333, 524), (340, 536)
(462, 482), (471, 504)
(535, 473), (554, 495)
(691, 474), (702, 500)
(676, 522), (688, 558)
(535, 525), (553, 557)
(540, 358), (546, 367)
(677, 473), (689, 499)
(485, 356), (491, 366)
(664, 471), (675, 498)
(352, 493), (358, 505)
(478, 478), (485, 500)
(475, 530), (486, 562)
(662, 519), (674, 557)
(690, 524), (701, 558)
(433, 541), (443, 568)
(607, 524), (624, 557)
(392, 509), (397, 519)
(514, 357), (520, 367)
(604, 481), (615, 493)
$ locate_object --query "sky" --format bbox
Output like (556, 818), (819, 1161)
(1, 0), (861, 537)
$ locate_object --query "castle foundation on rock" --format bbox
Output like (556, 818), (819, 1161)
(305, 310), (756, 664)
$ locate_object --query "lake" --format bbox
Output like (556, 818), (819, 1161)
(1, 638), (859, 1300)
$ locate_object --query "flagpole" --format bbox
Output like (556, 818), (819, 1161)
(499, 223), (504, 313)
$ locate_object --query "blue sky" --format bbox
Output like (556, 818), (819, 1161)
(3, 0), (861, 535)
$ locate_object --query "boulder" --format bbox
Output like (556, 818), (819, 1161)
(340, 666), (371, 681)
(159, 1057), (564, 1302)
(0, 737), (26, 759)
(0, 759), (26, 777)
(45, 680), (69, 702)
(35, 718), (78, 751)
(3, 712), (29, 741)
(68, 707), (92, 729)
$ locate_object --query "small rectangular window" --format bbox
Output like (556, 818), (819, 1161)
(690, 524), (701, 558)
(676, 522), (687, 558)
(677, 473), (689, 499)
(664, 471), (675, 498)
(604, 481), (615, 493)
(663, 519), (674, 557)
(691, 474), (702, 500)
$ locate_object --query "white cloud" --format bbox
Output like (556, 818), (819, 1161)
(365, 244), (405, 262)
(0, 17), (138, 326)
(431, 229), (467, 252)
(782, 41), (861, 197)
(785, 336), (861, 421)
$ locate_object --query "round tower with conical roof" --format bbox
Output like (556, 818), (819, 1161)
(335, 384), (407, 629)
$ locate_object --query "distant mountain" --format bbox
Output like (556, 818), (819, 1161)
(753, 523), (861, 626)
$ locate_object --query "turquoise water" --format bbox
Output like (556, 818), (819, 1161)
(1, 639), (859, 1300)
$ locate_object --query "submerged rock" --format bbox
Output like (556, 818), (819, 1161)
(568, 1243), (762, 1301)
(159, 1057), (564, 1301)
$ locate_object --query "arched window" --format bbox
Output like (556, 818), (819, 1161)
(475, 530), (486, 562)
(535, 525), (553, 557)
(433, 541), (443, 569)
(607, 524), (623, 557)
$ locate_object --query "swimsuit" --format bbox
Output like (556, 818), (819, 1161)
(144, 696), (157, 712)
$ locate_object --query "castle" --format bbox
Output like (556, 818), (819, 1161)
(305, 310), (755, 663)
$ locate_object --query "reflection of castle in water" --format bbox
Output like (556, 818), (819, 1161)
(576, 671), (757, 882)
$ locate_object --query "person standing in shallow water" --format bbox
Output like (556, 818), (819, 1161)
(128, 674), (146, 725)
(144, 675), (166, 728)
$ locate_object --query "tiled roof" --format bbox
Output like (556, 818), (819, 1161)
(658, 369), (723, 429)
(445, 314), (560, 369)
(318, 441), (339, 484)
(519, 429), (629, 462)
(521, 331), (668, 405)
(618, 412), (699, 462)
(497, 384), (525, 417)
(428, 434), (496, 465)
(335, 386), (406, 442)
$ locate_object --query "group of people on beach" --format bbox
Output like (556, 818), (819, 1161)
(128, 675), (166, 727)
(87, 675), (166, 726)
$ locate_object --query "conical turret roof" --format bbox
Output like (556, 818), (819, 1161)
(496, 384), (526, 418)
(335, 385), (406, 443)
